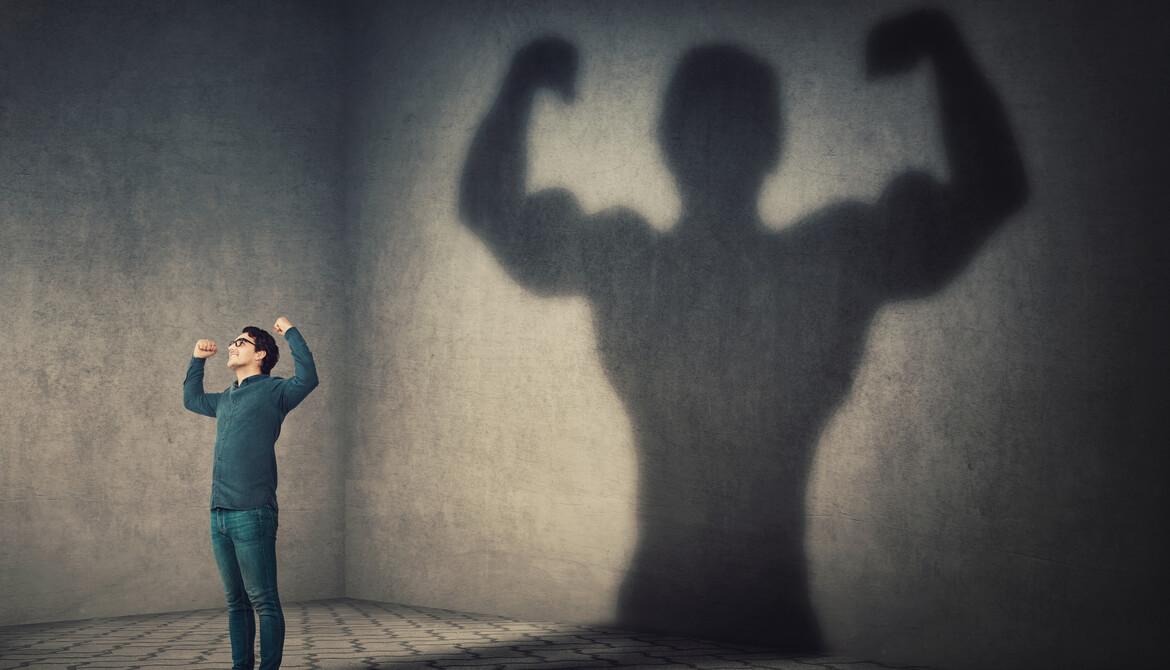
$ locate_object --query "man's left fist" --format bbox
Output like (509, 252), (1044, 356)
(273, 317), (293, 335)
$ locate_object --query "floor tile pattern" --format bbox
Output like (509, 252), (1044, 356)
(0, 598), (940, 670)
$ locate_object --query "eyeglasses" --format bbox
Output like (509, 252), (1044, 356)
(229, 338), (256, 349)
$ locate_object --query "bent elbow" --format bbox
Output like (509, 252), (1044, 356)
(297, 375), (320, 394)
(982, 175), (1029, 223)
(987, 150), (1030, 219)
(1005, 173), (1029, 215)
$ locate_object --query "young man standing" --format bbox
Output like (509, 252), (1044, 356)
(183, 316), (319, 670)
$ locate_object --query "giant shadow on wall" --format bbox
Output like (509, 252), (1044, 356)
(460, 9), (1026, 651)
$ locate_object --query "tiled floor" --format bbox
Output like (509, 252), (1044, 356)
(0, 598), (938, 670)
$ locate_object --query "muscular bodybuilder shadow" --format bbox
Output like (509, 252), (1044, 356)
(460, 9), (1026, 651)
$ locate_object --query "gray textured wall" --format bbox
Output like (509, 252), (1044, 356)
(345, 1), (1167, 669)
(1, 0), (349, 623)
(2, 1), (1167, 669)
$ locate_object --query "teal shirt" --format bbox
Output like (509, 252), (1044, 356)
(183, 327), (319, 511)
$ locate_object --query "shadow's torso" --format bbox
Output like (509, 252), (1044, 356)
(588, 219), (878, 649)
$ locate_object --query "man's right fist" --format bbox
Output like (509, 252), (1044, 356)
(194, 339), (218, 359)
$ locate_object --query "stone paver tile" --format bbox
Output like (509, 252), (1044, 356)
(142, 659), (226, 664)
(606, 665), (697, 670)
(472, 662), (611, 670)
(439, 659), (530, 667)
(0, 599), (946, 670)
(526, 649), (607, 662)
(357, 641), (414, 651)
(463, 648), (533, 659)
(742, 661), (829, 670)
(356, 643), (417, 653)
(680, 660), (759, 669)
(309, 659), (374, 669)
(593, 651), (674, 664)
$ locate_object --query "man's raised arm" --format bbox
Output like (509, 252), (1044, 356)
(273, 317), (318, 414)
(183, 339), (220, 417)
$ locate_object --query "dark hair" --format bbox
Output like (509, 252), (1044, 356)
(242, 326), (280, 375)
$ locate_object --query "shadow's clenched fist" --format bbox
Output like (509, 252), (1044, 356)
(866, 8), (958, 78)
(510, 37), (578, 102)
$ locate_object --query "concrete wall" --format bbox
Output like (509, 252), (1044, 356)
(345, 1), (1167, 669)
(0, 0), (349, 623)
(2, 1), (1166, 669)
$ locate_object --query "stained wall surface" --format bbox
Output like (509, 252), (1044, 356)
(2, 1), (1167, 669)
(344, 1), (1167, 669)
(0, 0), (349, 623)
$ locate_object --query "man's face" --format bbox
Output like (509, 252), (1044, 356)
(226, 333), (262, 370)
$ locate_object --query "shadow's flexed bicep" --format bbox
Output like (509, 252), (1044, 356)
(483, 189), (654, 297)
(459, 38), (603, 295)
(869, 171), (972, 301)
(788, 171), (982, 303)
(487, 188), (587, 295)
(851, 8), (1028, 302)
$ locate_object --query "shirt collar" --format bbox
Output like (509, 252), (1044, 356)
(234, 373), (270, 389)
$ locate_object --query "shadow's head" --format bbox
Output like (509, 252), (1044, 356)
(658, 45), (782, 205)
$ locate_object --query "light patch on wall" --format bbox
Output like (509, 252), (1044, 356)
(763, 46), (947, 229)
(528, 54), (680, 230)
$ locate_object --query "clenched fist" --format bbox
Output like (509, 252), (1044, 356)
(866, 8), (957, 79)
(273, 317), (293, 336)
(193, 339), (218, 358)
(510, 37), (578, 103)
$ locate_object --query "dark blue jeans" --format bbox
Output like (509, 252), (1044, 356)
(211, 506), (284, 670)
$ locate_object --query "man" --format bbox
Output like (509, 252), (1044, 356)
(460, 10), (1025, 649)
(183, 316), (319, 670)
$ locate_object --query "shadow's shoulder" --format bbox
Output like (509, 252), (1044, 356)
(780, 196), (874, 246)
(592, 204), (656, 237)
